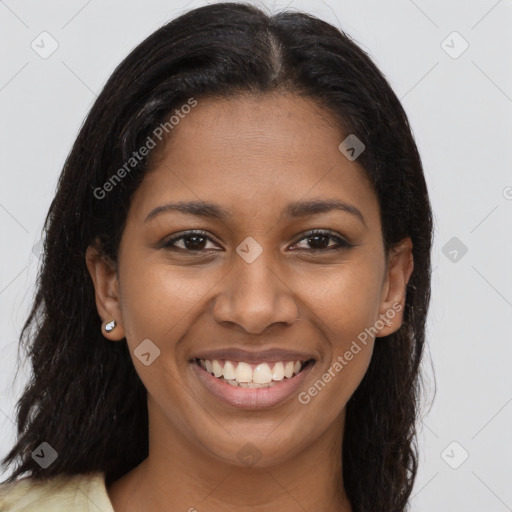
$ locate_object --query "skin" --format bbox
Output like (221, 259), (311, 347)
(86, 92), (413, 512)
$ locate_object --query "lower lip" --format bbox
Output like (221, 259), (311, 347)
(190, 360), (314, 409)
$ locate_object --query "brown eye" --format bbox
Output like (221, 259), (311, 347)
(181, 234), (208, 250)
(305, 233), (330, 250)
(292, 230), (353, 252)
(162, 231), (219, 251)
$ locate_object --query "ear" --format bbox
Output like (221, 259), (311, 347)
(376, 237), (414, 337)
(85, 240), (126, 341)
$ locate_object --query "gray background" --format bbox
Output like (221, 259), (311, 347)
(1, 0), (511, 510)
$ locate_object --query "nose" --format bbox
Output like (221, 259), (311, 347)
(212, 252), (299, 334)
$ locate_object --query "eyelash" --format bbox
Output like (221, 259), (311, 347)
(161, 229), (353, 253)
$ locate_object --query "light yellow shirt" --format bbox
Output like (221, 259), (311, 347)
(0, 471), (115, 511)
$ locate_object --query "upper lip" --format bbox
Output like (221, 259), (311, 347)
(190, 348), (317, 364)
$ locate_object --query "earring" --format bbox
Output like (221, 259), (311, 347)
(104, 320), (117, 332)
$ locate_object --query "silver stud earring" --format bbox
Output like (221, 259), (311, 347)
(104, 320), (117, 332)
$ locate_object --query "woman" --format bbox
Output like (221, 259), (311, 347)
(0, 2), (433, 511)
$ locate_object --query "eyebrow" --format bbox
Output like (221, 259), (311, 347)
(144, 198), (366, 226)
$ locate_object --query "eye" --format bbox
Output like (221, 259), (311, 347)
(161, 230), (220, 252)
(160, 229), (353, 253)
(291, 229), (353, 252)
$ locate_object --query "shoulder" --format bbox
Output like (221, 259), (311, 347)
(0, 471), (114, 512)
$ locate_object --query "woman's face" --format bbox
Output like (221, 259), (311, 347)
(87, 93), (413, 469)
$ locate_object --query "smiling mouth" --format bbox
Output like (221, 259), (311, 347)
(191, 358), (316, 388)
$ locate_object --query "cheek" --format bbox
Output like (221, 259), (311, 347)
(300, 256), (385, 338)
(299, 340), (374, 425)
(118, 259), (216, 342)
(295, 256), (383, 396)
(297, 264), (379, 413)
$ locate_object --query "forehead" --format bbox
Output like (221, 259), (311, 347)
(128, 93), (379, 227)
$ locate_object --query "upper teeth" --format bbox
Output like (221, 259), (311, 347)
(198, 359), (304, 384)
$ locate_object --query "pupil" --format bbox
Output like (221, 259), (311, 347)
(309, 234), (329, 249)
(185, 235), (206, 250)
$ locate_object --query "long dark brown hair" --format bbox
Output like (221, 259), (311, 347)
(1, 3), (433, 511)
